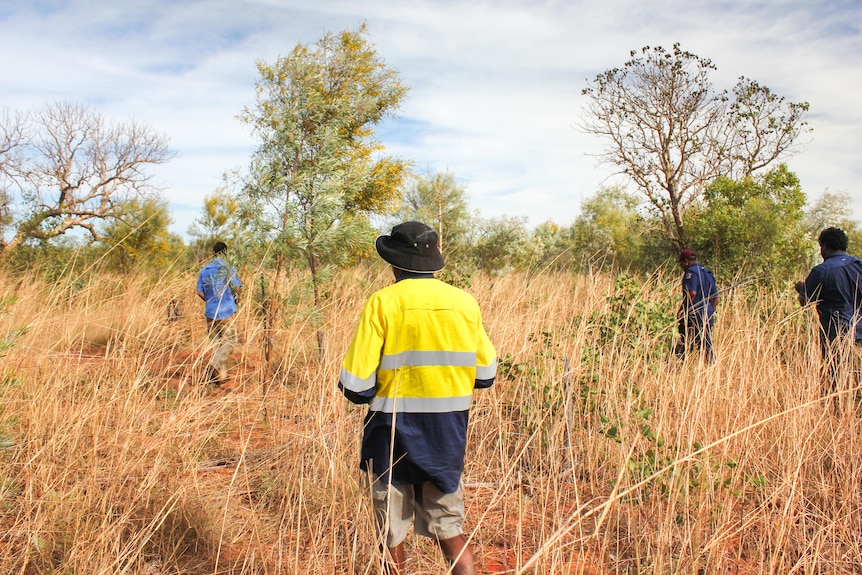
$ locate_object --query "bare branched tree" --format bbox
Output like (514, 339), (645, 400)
(581, 44), (809, 249)
(0, 102), (173, 255)
(0, 109), (27, 235)
(723, 77), (811, 178)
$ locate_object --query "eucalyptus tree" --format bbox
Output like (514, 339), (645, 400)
(798, 190), (862, 272)
(394, 171), (476, 271)
(522, 221), (574, 271)
(240, 25), (409, 358)
(803, 190), (859, 239)
(186, 186), (258, 260)
(685, 164), (808, 281)
(98, 196), (182, 273)
(570, 185), (649, 272)
(472, 214), (529, 273)
(581, 43), (809, 249)
(188, 187), (240, 244)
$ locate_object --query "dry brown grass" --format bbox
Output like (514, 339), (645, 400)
(0, 264), (860, 574)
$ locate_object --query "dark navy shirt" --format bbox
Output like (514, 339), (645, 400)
(359, 410), (471, 492)
(802, 253), (862, 341)
(682, 263), (717, 321)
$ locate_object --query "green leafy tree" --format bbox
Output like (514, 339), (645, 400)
(98, 196), (184, 273)
(393, 171), (476, 278)
(686, 164), (808, 281)
(3, 236), (101, 280)
(803, 190), (859, 236)
(472, 215), (530, 273)
(581, 44), (809, 249)
(802, 190), (862, 269)
(522, 220), (575, 271)
(0, 102), (173, 259)
(187, 187), (243, 246)
(570, 186), (653, 271)
(239, 25), (409, 358)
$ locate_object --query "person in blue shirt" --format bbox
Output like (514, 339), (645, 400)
(675, 249), (718, 362)
(196, 241), (242, 385)
(795, 227), (862, 398)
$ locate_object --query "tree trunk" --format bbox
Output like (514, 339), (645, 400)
(0, 232), (26, 261)
(667, 183), (687, 250)
(262, 252), (284, 387)
(308, 252), (326, 361)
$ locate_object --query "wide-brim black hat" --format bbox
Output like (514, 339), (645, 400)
(375, 221), (444, 273)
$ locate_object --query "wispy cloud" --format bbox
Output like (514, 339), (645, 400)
(1, 0), (860, 235)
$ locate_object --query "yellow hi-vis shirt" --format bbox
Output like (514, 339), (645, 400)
(338, 275), (496, 492)
(340, 276), (496, 411)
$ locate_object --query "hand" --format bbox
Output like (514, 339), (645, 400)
(794, 281), (804, 294)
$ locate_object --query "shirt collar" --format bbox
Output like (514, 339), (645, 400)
(395, 270), (435, 282)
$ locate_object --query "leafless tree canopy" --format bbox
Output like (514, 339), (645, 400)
(0, 109), (27, 230)
(0, 102), (173, 254)
(581, 44), (810, 248)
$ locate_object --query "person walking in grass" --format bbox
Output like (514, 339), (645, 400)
(338, 221), (497, 575)
(795, 227), (862, 400)
(196, 241), (242, 385)
(675, 249), (718, 362)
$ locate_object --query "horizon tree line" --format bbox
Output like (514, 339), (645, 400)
(1, 32), (854, 291)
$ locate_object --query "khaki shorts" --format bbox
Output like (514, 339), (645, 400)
(365, 474), (465, 547)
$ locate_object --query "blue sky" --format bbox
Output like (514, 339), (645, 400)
(2, 0), (860, 237)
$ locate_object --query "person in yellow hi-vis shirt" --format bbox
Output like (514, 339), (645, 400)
(339, 221), (496, 575)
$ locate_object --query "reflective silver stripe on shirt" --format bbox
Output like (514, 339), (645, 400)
(379, 350), (477, 370)
(476, 359), (497, 380)
(370, 395), (474, 413)
(339, 367), (377, 393)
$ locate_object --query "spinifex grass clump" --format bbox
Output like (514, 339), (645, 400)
(0, 265), (859, 574)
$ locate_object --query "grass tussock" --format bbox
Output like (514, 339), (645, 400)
(0, 265), (860, 574)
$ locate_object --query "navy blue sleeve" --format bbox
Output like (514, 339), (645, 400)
(474, 376), (495, 389)
(682, 270), (700, 293)
(338, 381), (374, 404)
(707, 271), (718, 298)
(803, 267), (824, 303)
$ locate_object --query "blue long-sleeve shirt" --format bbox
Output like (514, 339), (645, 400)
(682, 263), (717, 322)
(196, 257), (242, 320)
(802, 252), (862, 341)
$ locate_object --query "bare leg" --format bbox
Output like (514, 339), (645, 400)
(439, 534), (475, 575)
(385, 543), (406, 575)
